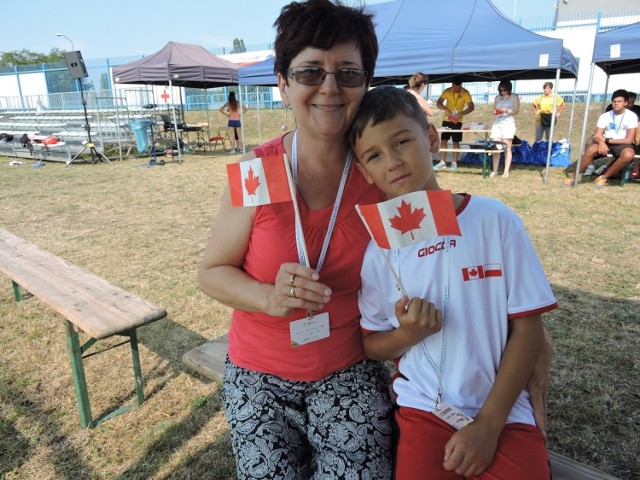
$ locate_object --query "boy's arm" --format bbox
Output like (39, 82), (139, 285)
(363, 296), (442, 361)
(442, 314), (544, 477)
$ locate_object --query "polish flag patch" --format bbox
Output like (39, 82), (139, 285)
(227, 154), (292, 207)
(462, 264), (503, 281)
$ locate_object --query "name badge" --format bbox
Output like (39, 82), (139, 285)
(609, 122), (617, 129)
(290, 312), (330, 347)
(433, 401), (474, 430)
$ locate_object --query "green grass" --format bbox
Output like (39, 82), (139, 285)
(0, 104), (638, 479)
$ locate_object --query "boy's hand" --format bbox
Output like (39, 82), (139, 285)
(442, 419), (501, 477)
(394, 296), (442, 344)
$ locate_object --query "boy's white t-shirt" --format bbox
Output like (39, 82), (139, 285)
(596, 108), (638, 141)
(359, 194), (557, 426)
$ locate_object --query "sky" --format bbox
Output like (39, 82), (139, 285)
(0, 0), (559, 61)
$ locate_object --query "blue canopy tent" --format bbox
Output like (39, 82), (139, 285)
(239, 0), (578, 180)
(574, 20), (640, 185)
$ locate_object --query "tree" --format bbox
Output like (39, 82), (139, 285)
(0, 48), (64, 67)
(231, 38), (246, 54)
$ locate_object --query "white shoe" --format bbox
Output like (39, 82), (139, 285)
(584, 164), (595, 176)
(594, 165), (606, 175)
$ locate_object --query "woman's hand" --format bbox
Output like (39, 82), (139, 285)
(267, 262), (332, 317)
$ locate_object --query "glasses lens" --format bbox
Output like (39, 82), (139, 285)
(289, 67), (367, 87)
(290, 67), (325, 85)
(335, 68), (367, 87)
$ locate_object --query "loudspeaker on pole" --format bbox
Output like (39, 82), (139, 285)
(63, 51), (89, 80)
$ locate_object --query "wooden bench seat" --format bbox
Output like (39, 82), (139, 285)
(0, 228), (167, 428)
(183, 336), (620, 479)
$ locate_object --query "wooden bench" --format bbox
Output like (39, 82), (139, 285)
(0, 228), (167, 428)
(184, 336), (620, 479)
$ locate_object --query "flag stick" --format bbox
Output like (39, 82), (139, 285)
(356, 207), (408, 297)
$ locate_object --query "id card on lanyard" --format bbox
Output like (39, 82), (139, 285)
(288, 130), (352, 347)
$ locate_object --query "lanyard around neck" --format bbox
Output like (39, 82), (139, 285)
(394, 236), (451, 408)
(611, 110), (626, 134)
(291, 130), (352, 273)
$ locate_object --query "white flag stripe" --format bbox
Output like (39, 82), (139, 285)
(239, 158), (271, 206)
(379, 191), (438, 248)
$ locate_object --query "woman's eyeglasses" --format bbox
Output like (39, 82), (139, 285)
(499, 89), (507, 92)
(287, 66), (368, 88)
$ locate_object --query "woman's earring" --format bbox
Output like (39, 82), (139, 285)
(282, 107), (289, 131)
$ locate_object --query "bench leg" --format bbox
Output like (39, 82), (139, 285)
(65, 320), (93, 429)
(12, 280), (22, 302)
(129, 329), (145, 406)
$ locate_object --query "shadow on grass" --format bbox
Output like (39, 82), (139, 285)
(0, 413), (32, 476)
(116, 390), (234, 480)
(0, 377), (96, 478)
(545, 284), (639, 479)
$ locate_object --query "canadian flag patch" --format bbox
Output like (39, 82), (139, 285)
(462, 264), (502, 281)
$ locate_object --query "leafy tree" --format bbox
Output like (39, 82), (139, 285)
(231, 38), (246, 54)
(0, 48), (64, 67)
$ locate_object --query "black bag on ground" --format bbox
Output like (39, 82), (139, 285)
(540, 113), (554, 127)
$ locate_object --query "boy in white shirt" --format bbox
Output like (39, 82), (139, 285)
(348, 86), (557, 479)
(565, 89), (637, 189)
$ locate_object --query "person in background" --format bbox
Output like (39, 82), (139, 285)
(585, 90), (640, 177)
(219, 91), (248, 153)
(406, 72), (434, 118)
(564, 89), (637, 189)
(435, 76), (475, 171)
(531, 81), (565, 142)
(489, 80), (520, 178)
(349, 86), (556, 480)
(199, 1), (393, 477)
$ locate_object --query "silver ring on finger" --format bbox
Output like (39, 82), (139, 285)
(289, 274), (296, 286)
(290, 286), (297, 298)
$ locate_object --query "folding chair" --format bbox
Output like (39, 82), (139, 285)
(209, 123), (231, 153)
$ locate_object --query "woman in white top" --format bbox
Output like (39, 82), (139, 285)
(490, 79), (520, 178)
(406, 72), (434, 117)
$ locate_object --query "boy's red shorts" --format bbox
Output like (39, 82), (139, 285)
(394, 406), (550, 480)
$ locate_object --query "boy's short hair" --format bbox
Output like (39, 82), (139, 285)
(348, 86), (428, 149)
(611, 89), (629, 102)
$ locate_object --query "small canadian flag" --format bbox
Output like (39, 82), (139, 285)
(356, 190), (461, 249)
(462, 264), (503, 281)
(227, 155), (292, 207)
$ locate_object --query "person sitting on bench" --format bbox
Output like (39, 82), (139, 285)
(564, 89), (637, 189)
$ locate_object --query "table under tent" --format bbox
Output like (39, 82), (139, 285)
(112, 41), (238, 162)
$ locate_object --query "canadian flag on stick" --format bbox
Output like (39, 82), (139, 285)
(356, 190), (461, 250)
(227, 155), (293, 207)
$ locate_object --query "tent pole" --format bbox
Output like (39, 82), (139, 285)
(575, 62), (597, 187)
(257, 86), (262, 145)
(543, 68), (562, 185)
(575, 10), (603, 187)
(170, 79), (183, 162)
(239, 86), (246, 154)
(567, 78), (578, 149)
(205, 86), (211, 154)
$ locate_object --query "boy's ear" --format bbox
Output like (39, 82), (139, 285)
(354, 160), (375, 185)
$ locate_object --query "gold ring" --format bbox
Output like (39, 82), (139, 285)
(290, 286), (297, 298)
(289, 274), (296, 286)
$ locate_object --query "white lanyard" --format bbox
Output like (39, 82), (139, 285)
(611, 111), (626, 134)
(291, 130), (352, 273)
(394, 236), (451, 408)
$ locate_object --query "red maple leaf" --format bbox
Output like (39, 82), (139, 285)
(389, 200), (426, 240)
(244, 166), (261, 196)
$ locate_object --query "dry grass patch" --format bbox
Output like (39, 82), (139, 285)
(0, 105), (638, 479)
